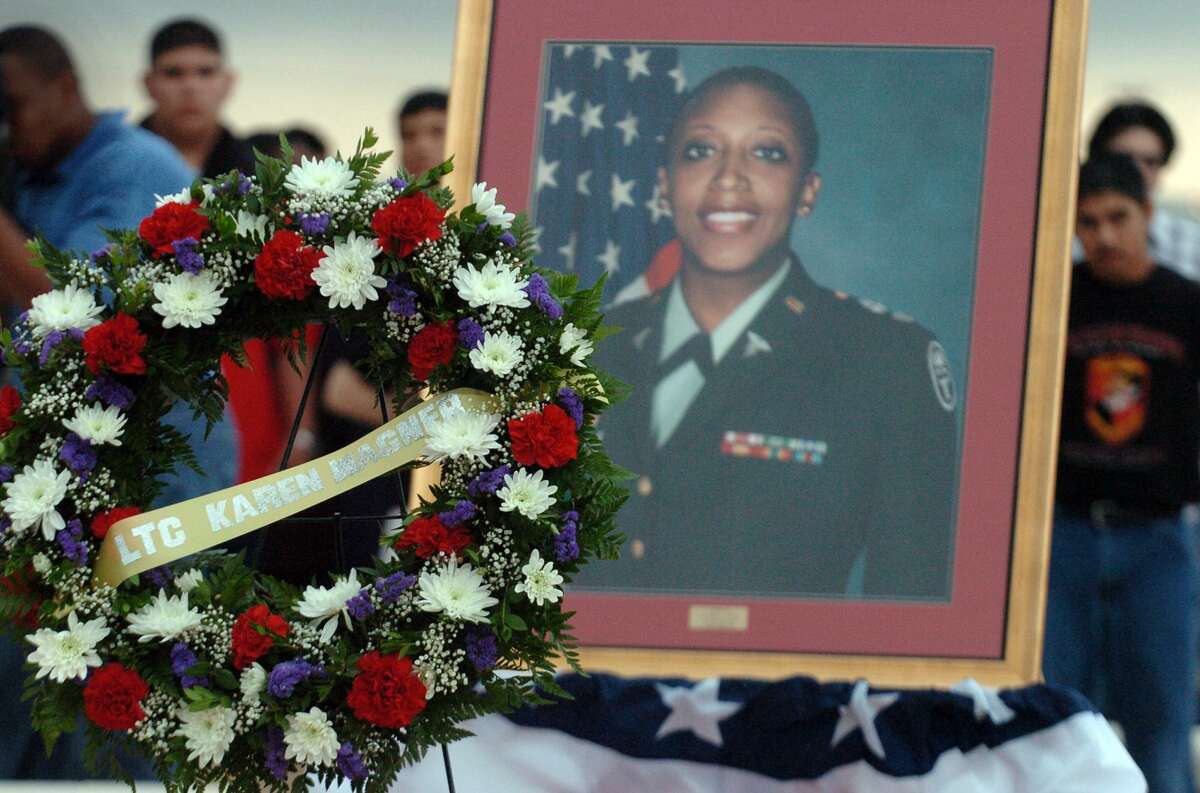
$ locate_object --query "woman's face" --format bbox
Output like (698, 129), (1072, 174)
(660, 82), (820, 276)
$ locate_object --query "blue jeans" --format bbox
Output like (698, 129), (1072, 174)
(1043, 505), (1198, 793)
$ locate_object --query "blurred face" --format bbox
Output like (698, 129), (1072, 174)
(399, 107), (447, 176)
(659, 82), (820, 276)
(1105, 126), (1167, 192)
(1, 54), (77, 170)
(1077, 189), (1153, 282)
(144, 45), (231, 137)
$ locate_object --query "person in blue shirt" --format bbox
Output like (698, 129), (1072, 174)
(0, 25), (236, 779)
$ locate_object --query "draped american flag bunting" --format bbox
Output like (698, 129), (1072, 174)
(380, 673), (1144, 792)
(531, 43), (686, 304)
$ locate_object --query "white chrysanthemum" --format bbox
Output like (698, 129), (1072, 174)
(26, 612), (109, 683)
(284, 707), (340, 767)
(468, 330), (523, 377)
(416, 556), (498, 623)
(285, 156), (358, 198)
(126, 590), (203, 643)
(239, 662), (266, 701)
(62, 403), (127, 446)
(175, 705), (236, 768)
(514, 549), (565, 606)
(470, 181), (515, 229)
(312, 232), (386, 309)
(497, 468), (558, 519)
(453, 260), (530, 309)
(31, 553), (51, 574)
(559, 323), (595, 367)
(26, 284), (103, 338)
(234, 209), (271, 241)
(296, 572), (360, 643)
(2, 458), (71, 540)
(152, 271), (227, 329)
(423, 410), (502, 463)
(175, 568), (203, 593)
(154, 187), (192, 207)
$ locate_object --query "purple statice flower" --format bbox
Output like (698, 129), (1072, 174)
(438, 500), (476, 528)
(385, 277), (418, 316)
(298, 212), (331, 236)
(38, 328), (77, 367)
(263, 727), (288, 779)
(170, 641), (209, 689)
(0, 518), (11, 535)
(464, 627), (497, 671)
(268, 658), (322, 698)
(0, 466), (13, 483)
(172, 237), (205, 274)
(457, 318), (484, 350)
(389, 177), (408, 192)
(144, 565), (174, 590)
(498, 231), (517, 248)
(89, 244), (114, 263)
(238, 175), (253, 195)
(373, 571), (416, 604)
(85, 375), (136, 410)
(55, 519), (88, 566)
(523, 273), (563, 320)
(346, 589), (376, 621)
(13, 337), (33, 356)
(59, 433), (96, 480)
(555, 511), (581, 563)
(336, 742), (368, 781)
(468, 464), (511, 498)
(475, 221), (489, 235)
(556, 387), (584, 429)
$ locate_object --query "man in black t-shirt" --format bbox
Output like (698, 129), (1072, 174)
(1045, 154), (1200, 793)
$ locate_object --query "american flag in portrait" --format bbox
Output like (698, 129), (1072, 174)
(531, 43), (687, 303)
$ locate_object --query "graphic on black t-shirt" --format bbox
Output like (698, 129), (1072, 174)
(1085, 352), (1149, 445)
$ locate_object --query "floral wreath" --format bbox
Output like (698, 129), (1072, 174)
(0, 130), (625, 789)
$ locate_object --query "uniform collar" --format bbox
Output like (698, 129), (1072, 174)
(659, 258), (792, 365)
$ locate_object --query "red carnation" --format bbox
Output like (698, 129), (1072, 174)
(231, 604), (290, 670)
(82, 313), (148, 376)
(371, 193), (445, 258)
(83, 663), (149, 731)
(0, 385), (21, 435)
(407, 320), (458, 381)
(90, 506), (141, 539)
(138, 201), (210, 257)
(508, 404), (578, 469)
(347, 651), (427, 729)
(254, 229), (322, 300)
(394, 515), (471, 559)
(0, 568), (41, 629)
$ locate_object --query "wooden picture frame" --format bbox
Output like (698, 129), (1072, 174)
(442, 0), (1088, 686)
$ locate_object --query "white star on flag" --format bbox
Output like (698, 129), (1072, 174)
(951, 679), (1017, 725)
(529, 225), (543, 255)
(668, 63), (687, 93)
(624, 46), (652, 82)
(654, 678), (741, 747)
(596, 239), (621, 275)
(543, 87), (576, 125)
(831, 680), (899, 760)
(615, 110), (640, 146)
(610, 173), (635, 212)
(563, 44), (579, 59)
(557, 232), (577, 271)
(576, 170), (592, 196)
(592, 45), (613, 70)
(580, 100), (605, 138)
(535, 156), (560, 191)
(646, 183), (671, 223)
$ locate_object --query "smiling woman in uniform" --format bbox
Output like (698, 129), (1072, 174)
(578, 66), (959, 600)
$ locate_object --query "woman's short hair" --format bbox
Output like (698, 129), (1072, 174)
(665, 65), (819, 174)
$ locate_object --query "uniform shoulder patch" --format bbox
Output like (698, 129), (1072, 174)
(927, 340), (956, 412)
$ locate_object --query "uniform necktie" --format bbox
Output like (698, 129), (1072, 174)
(658, 331), (714, 378)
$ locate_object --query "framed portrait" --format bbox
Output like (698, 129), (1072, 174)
(444, 0), (1088, 686)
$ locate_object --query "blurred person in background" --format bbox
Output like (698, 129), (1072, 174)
(0, 24), (194, 779)
(1086, 101), (1200, 281)
(140, 18), (252, 178)
(1045, 153), (1200, 793)
(396, 88), (447, 177)
(246, 125), (327, 163)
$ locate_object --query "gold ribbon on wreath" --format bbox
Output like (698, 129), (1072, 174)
(93, 388), (498, 588)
